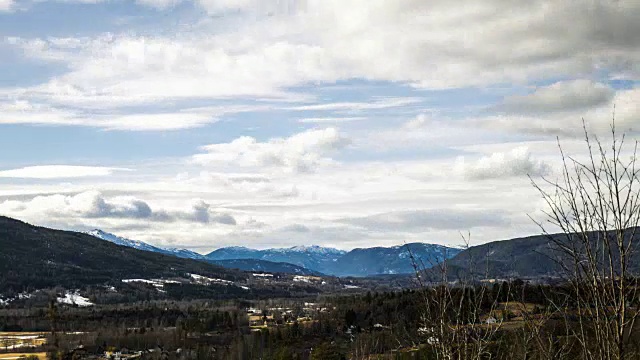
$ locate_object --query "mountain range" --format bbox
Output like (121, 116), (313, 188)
(89, 229), (462, 277)
(4, 214), (619, 298)
(87, 229), (321, 275)
(205, 243), (461, 277)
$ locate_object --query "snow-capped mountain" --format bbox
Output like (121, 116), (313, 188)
(288, 245), (346, 255)
(163, 248), (207, 260)
(86, 229), (167, 254)
(86, 229), (206, 260)
(207, 245), (347, 272)
(87, 229), (460, 277)
(207, 243), (461, 277)
(85, 229), (324, 275)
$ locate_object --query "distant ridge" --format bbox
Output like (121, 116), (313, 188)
(207, 243), (461, 277)
(86, 229), (461, 277)
(87, 229), (322, 275)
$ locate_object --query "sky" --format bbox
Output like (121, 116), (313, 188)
(0, 0), (639, 253)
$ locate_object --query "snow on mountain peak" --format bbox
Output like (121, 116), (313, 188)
(285, 245), (346, 255)
(86, 229), (204, 259)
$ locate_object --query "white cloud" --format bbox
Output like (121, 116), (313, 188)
(498, 80), (615, 115)
(0, 191), (236, 225)
(290, 98), (422, 112)
(0, 100), (220, 130)
(402, 113), (435, 130)
(134, 0), (183, 10)
(359, 113), (501, 152)
(193, 127), (350, 173)
(455, 146), (550, 180)
(0, 165), (130, 179)
(298, 117), (365, 124)
(0, 0), (13, 11)
(196, 0), (254, 13)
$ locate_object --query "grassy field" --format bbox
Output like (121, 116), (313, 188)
(0, 353), (47, 360)
(0, 333), (47, 337)
(0, 333), (47, 354)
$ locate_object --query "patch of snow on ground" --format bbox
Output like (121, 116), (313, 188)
(0, 292), (35, 305)
(57, 291), (93, 307)
(122, 278), (180, 290)
(344, 285), (361, 289)
(253, 273), (273, 277)
(189, 273), (232, 285)
(17, 293), (33, 299)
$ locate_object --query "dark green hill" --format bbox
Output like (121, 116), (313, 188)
(0, 216), (245, 293)
(331, 243), (461, 277)
(440, 229), (640, 280)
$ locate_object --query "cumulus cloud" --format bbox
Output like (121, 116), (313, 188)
(192, 127), (350, 173)
(0, 165), (130, 179)
(498, 80), (615, 115)
(455, 147), (550, 180)
(0, 191), (236, 225)
(190, 200), (237, 225)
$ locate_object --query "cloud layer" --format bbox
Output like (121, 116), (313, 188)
(0, 1), (638, 251)
(0, 166), (130, 179)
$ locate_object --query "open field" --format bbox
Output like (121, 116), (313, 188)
(0, 353), (46, 360)
(0, 333), (47, 352)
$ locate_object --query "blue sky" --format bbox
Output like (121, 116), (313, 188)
(0, 0), (639, 252)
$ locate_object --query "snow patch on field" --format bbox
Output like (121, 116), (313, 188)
(122, 278), (181, 291)
(189, 273), (232, 285)
(253, 273), (274, 277)
(344, 285), (361, 289)
(57, 291), (93, 307)
(0, 292), (34, 305)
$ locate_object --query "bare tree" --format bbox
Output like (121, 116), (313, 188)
(530, 119), (640, 360)
(409, 234), (505, 360)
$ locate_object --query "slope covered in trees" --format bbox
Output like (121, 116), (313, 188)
(0, 216), (245, 293)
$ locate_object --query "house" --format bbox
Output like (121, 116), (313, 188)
(249, 314), (274, 327)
